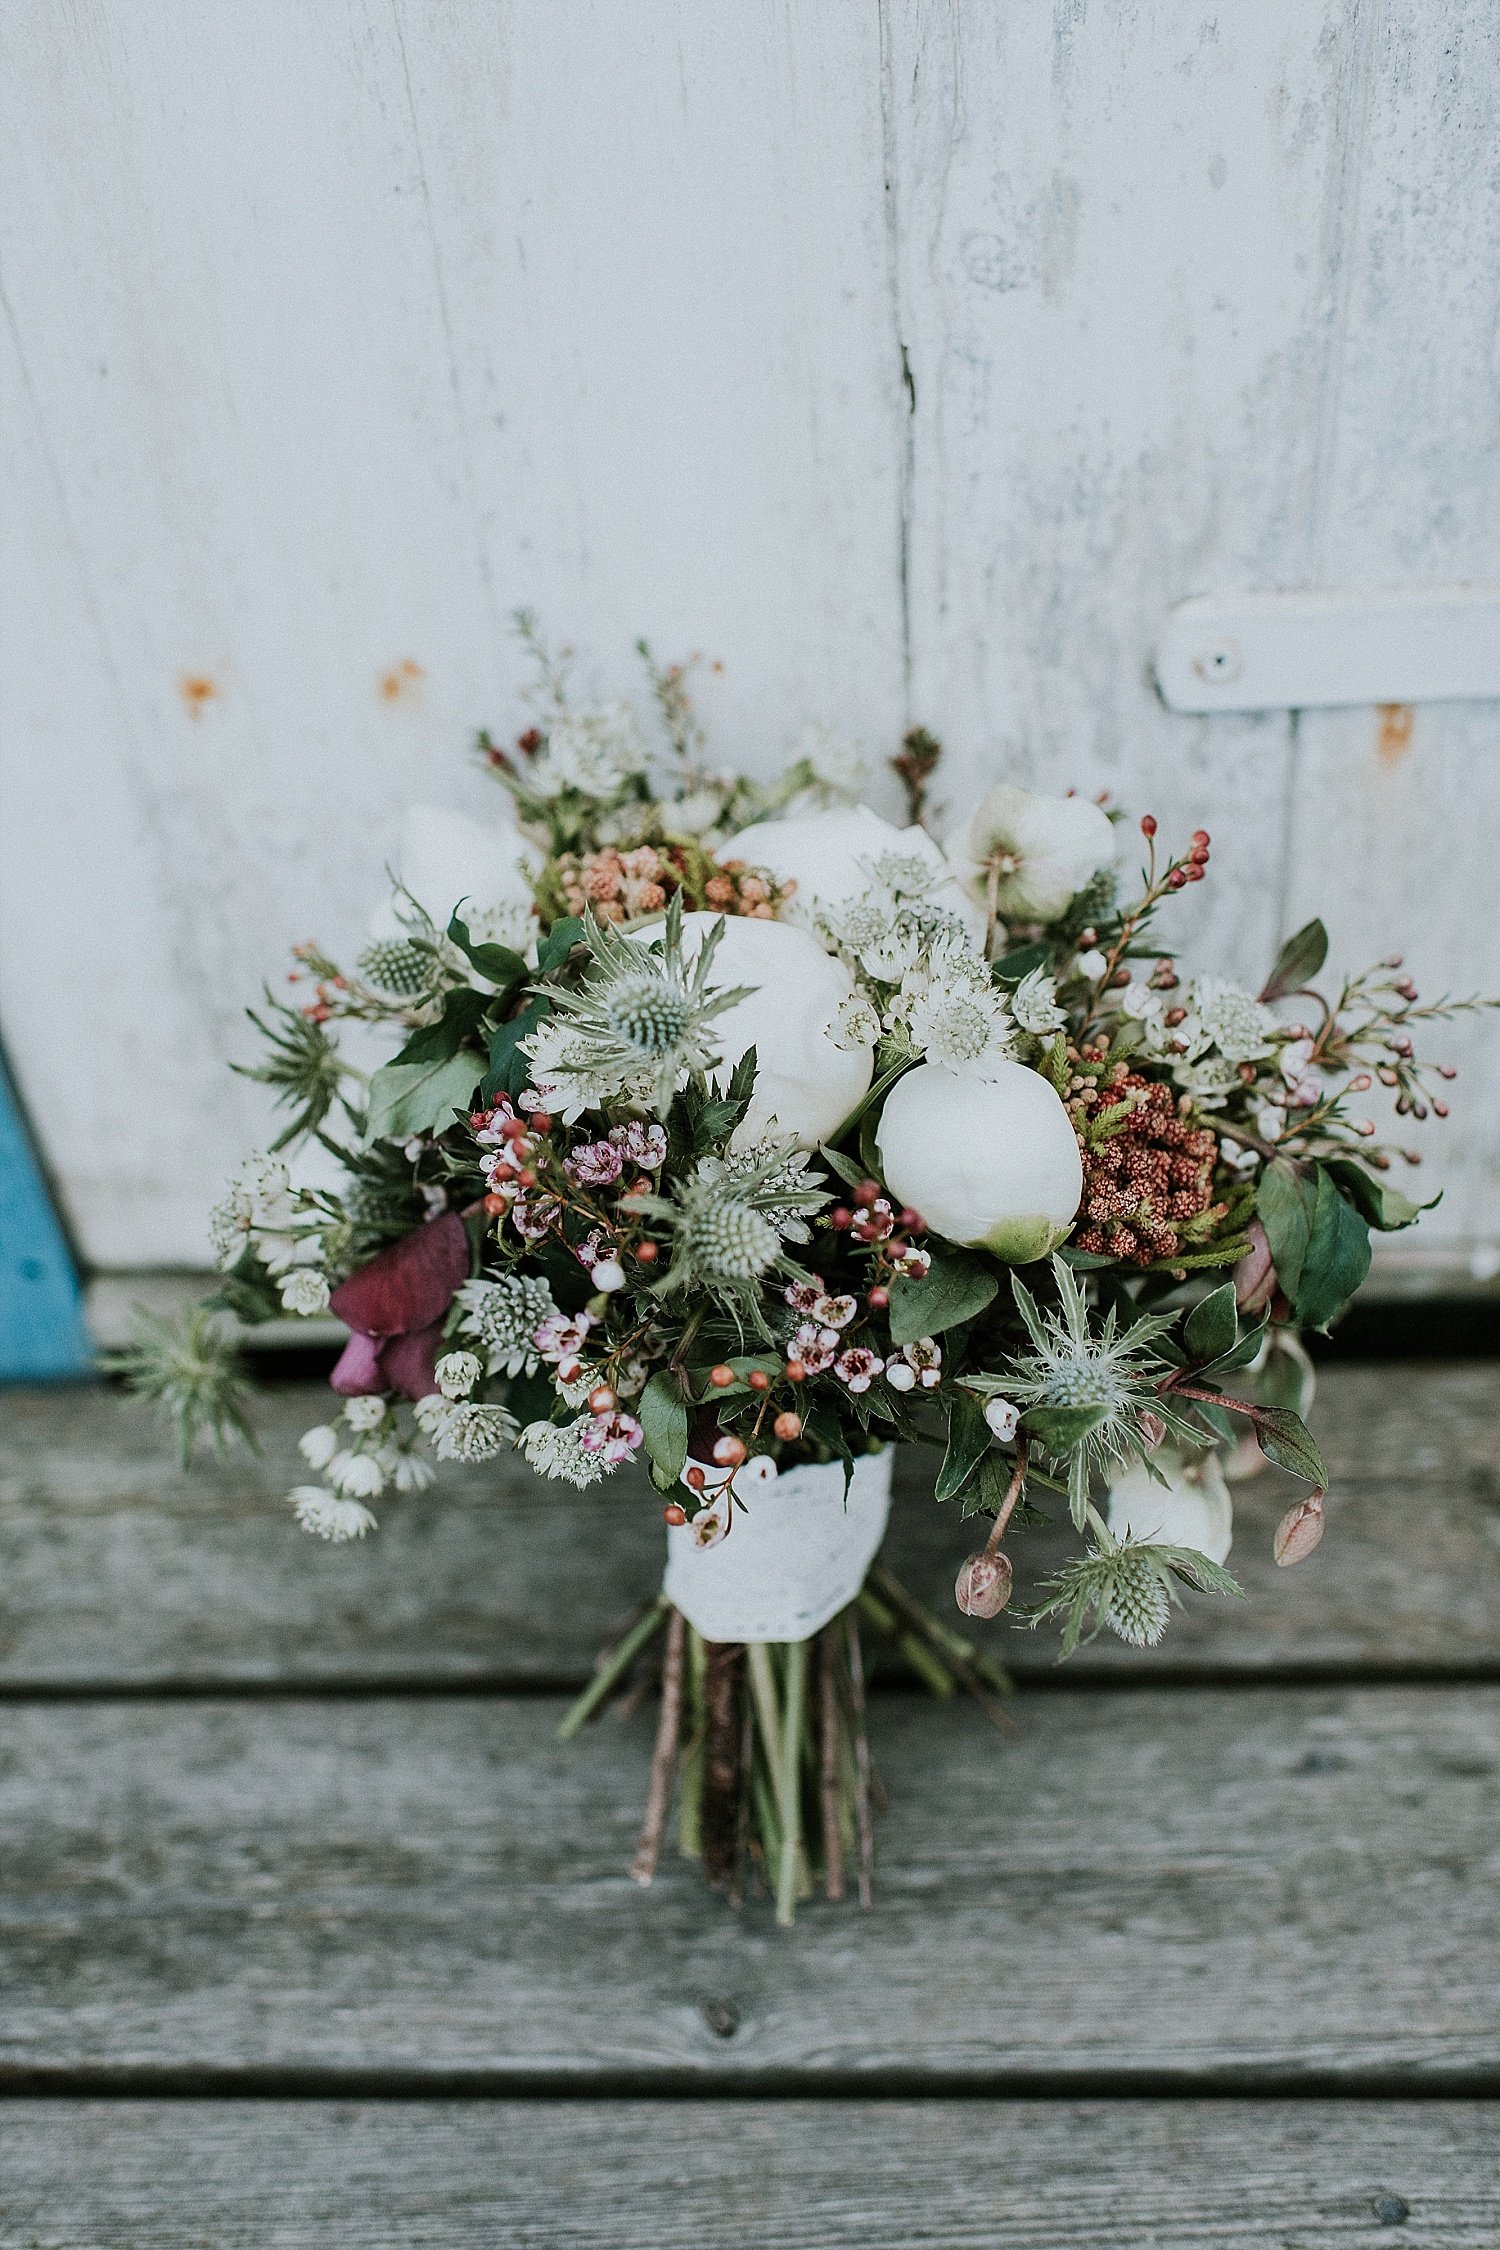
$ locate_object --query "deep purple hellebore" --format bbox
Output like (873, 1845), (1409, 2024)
(328, 1211), (470, 1400)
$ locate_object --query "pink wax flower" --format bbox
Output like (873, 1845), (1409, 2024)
(328, 1211), (470, 1400)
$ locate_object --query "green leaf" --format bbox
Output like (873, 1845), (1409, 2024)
(958, 1446), (1020, 1522)
(1294, 1170), (1371, 1333)
(1260, 917), (1328, 1003)
(482, 997), (548, 1100)
(935, 1391), (992, 1501)
(1252, 1405), (1326, 1488)
(535, 916), (585, 976)
(1257, 1157), (1318, 1301)
(445, 912), (528, 995)
(888, 1250), (999, 1348)
(992, 941), (1050, 983)
(829, 1057), (913, 1148)
(1022, 1401), (1108, 1455)
(1183, 1281), (1238, 1366)
(1201, 1315), (1268, 1376)
(638, 1372), (689, 1493)
(365, 1051), (483, 1141)
(1322, 1157), (1438, 1234)
(818, 1144), (868, 1190)
(391, 986), (492, 1067)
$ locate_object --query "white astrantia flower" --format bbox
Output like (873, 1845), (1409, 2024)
(1010, 967), (1067, 1036)
(893, 932), (1017, 1079)
(289, 1487), (378, 1542)
(529, 703), (648, 798)
(436, 1350), (483, 1400)
(209, 1154), (302, 1275)
(1185, 976), (1278, 1065)
(298, 1424), (340, 1471)
(520, 1417), (612, 1487)
(834, 992), (884, 1051)
(717, 805), (985, 944)
(388, 1448), (436, 1493)
(328, 1450), (386, 1500)
(1172, 1053), (1242, 1110)
(412, 1393), (453, 1439)
(433, 1403), (518, 1464)
(279, 1268), (331, 1316)
(455, 1273), (560, 1375)
(702, 1138), (825, 1244)
(960, 783), (1115, 924)
(342, 1396), (387, 1434)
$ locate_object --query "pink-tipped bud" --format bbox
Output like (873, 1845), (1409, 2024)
(1140, 814), (1158, 838)
(1234, 1220), (1278, 1317)
(955, 1548), (1015, 1618)
(1273, 1491), (1326, 1566)
(1137, 1409), (1168, 1452)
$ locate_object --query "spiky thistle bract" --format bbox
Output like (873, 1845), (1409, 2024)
(109, 1304), (256, 1468)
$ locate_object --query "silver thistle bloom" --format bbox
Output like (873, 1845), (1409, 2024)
(521, 896), (754, 1116)
(1025, 1514), (1242, 1654)
(1003, 1257), (1194, 1526)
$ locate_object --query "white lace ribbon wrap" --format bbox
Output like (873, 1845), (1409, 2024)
(663, 1450), (893, 1644)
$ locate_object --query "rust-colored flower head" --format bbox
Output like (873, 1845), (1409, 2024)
(955, 1548), (1015, 1619)
(1068, 1068), (1223, 1267)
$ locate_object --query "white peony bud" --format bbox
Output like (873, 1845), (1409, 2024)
(960, 783), (1115, 924)
(1105, 1451), (1233, 1565)
(653, 912), (875, 1148)
(718, 805), (984, 943)
(875, 1061), (1083, 1262)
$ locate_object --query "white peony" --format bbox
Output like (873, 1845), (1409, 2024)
(652, 912), (876, 1148)
(960, 784), (1115, 924)
(370, 804), (539, 945)
(718, 805), (984, 944)
(1105, 1452), (1233, 1565)
(875, 1060), (1083, 1262)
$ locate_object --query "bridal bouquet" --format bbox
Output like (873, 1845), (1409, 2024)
(123, 622), (1484, 1920)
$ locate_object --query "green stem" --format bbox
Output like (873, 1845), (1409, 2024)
(556, 1597), (670, 1740)
(857, 1589), (955, 1698)
(776, 1640), (808, 1927)
(746, 1642), (788, 1806)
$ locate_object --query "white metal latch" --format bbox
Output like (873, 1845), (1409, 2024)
(1155, 585), (1500, 713)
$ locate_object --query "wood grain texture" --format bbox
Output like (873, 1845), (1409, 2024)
(0, 2100), (1495, 2249)
(2, 1685), (1496, 2081)
(3, 1366), (1497, 1688)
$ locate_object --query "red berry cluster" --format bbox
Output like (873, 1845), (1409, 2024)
(1069, 1070), (1224, 1266)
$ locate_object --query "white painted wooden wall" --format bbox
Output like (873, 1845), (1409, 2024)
(3, 1), (1497, 1274)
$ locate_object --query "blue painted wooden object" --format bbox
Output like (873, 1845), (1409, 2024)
(0, 1050), (92, 1380)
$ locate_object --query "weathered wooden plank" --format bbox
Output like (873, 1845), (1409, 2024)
(0, 2100), (1494, 2249)
(2, 1367), (1496, 1688)
(2, 1686), (1495, 2080)
(0, 0), (903, 1263)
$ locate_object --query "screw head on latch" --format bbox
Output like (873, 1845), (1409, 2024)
(1192, 638), (1243, 685)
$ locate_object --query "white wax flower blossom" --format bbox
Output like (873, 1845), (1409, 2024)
(529, 703), (648, 798)
(1010, 967), (1067, 1036)
(983, 1397), (1021, 1441)
(520, 1418), (612, 1488)
(328, 1450), (386, 1499)
(643, 912), (876, 1148)
(1106, 1452), (1233, 1566)
(961, 783), (1115, 924)
(455, 1274), (560, 1375)
(590, 1258), (627, 1292)
(433, 1403), (518, 1464)
(877, 1060), (1083, 1262)
(1074, 948), (1109, 983)
(298, 1424), (340, 1471)
(279, 1268), (331, 1316)
(436, 1350), (483, 1400)
(290, 1487), (378, 1542)
(342, 1396), (387, 1433)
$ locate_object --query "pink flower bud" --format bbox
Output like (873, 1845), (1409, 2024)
(955, 1549), (1014, 1618)
(1273, 1490), (1326, 1566)
(1233, 1219), (1278, 1317)
(1137, 1409), (1168, 1452)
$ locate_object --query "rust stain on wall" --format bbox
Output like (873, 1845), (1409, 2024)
(178, 672), (220, 716)
(1376, 703), (1415, 765)
(379, 658), (425, 702)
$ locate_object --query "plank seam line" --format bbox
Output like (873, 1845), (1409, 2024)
(1, 2070), (1497, 2104)
(0, 1666), (1496, 1704)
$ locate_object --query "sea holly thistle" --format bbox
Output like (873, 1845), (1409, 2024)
(232, 990), (351, 1149)
(629, 1142), (830, 1338)
(1024, 1509), (1244, 1654)
(109, 1305), (256, 1469)
(521, 895), (754, 1116)
(1001, 1258), (1196, 1527)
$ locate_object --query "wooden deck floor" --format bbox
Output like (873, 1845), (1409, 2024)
(0, 1365), (1497, 2246)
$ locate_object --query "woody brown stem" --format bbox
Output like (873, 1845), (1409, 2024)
(819, 1625), (845, 1903)
(631, 1608), (687, 1887)
(845, 1608), (875, 1911)
(700, 1640), (744, 1890)
(985, 1438), (1029, 1555)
